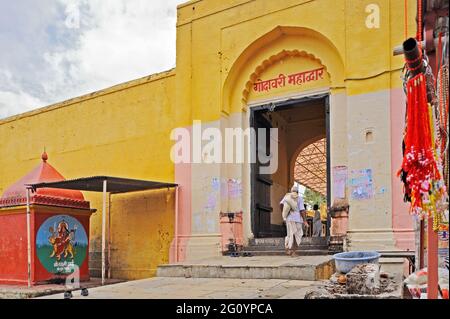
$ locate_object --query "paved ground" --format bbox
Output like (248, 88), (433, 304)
(0, 278), (123, 299)
(35, 256), (332, 299)
(37, 277), (324, 299)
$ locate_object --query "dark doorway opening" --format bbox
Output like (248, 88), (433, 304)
(250, 94), (331, 239)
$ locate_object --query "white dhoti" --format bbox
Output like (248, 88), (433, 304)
(285, 220), (303, 249)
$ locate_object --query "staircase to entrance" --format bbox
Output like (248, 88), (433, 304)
(241, 237), (330, 256)
(157, 237), (335, 281)
(157, 255), (335, 281)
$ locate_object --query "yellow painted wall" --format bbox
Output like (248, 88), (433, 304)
(108, 189), (175, 279)
(175, 0), (416, 119)
(0, 70), (176, 279)
(173, 0), (417, 254)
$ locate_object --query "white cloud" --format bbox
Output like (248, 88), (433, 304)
(0, 69), (49, 118)
(0, 0), (185, 119)
(0, 90), (49, 119)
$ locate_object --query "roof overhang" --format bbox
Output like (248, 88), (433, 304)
(27, 176), (178, 194)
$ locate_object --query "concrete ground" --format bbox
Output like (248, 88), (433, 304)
(35, 255), (333, 299)
(37, 277), (324, 299)
(0, 278), (123, 299)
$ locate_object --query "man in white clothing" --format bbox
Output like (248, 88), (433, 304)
(280, 185), (308, 256)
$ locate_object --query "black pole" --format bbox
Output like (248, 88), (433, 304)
(403, 37), (424, 77)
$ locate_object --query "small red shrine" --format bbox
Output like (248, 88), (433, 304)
(0, 152), (95, 285)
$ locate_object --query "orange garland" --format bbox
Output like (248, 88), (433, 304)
(399, 73), (441, 215)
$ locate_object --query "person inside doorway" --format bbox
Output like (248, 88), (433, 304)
(312, 204), (322, 237)
(281, 185), (308, 256)
(304, 204), (315, 237)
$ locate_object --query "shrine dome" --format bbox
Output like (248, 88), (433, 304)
(0, 152), (90, 209)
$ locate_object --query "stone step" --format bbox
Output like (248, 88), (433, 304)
(237, 250), (330, 256)
(157, 256), (335, 281)
(249, 237), (328, 246)
(244, 245), (328, 251)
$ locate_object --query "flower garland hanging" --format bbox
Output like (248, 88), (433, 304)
(398, 22), (448, 229)
(399, 74), (442, 217)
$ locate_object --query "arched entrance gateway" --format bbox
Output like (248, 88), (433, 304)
(219, 27), (342, 243)
(220, 26), (346, 249)
(249, 95), (330, 238)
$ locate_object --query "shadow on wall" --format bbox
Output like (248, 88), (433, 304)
(89, 188), (175, 280)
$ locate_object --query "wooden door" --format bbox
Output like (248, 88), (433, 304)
(251, 112), (273, 238)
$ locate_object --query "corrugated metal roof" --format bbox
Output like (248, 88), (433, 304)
(28, 176), (178, 194)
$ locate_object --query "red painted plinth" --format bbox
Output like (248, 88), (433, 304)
(0, 206), (93, 286)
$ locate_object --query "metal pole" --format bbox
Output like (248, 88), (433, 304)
(108, 192), (111, 279)
(393, 40), (426, 56)
(26, 187), (32, 288)
(175, 186), (179, 262)
(101, 179), (107, 285)
(403, 38), (425, 77)
(419, 219), (425, 268)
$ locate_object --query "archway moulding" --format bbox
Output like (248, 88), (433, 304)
(243, 49), (329, 105)
(222, 26), (345, 115)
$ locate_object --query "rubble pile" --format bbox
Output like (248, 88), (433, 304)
(305, 263), (400, 299)
(346, 263), (380, 294)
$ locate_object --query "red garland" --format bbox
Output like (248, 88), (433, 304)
(398, 73), (440, 212)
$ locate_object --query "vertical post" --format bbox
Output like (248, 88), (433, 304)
(108, 192), (112, 279)
(101, 179), (107, 285)
(427, 217), (439, 299)
(26, 187), (32, 288)
(175, 186), (179, 262)
(419, 219), (425, 268)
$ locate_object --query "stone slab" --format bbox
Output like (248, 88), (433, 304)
(36, 277), (319, 299)
(157, 255), (335, 281)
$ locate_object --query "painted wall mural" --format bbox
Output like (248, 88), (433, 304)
(36, 215), (88, 274)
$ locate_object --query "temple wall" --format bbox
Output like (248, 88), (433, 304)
(0, 71), (178, 279)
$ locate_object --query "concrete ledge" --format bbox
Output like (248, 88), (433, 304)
(157, 256), (335, 281)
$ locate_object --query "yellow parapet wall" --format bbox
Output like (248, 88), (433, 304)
(0, 70), (177, 279)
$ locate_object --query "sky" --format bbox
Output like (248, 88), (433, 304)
(0, 0), (186, 119)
